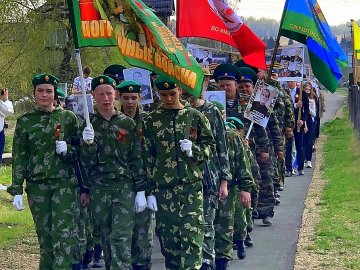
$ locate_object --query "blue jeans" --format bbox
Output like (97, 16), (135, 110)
(0, 129), (5, 165)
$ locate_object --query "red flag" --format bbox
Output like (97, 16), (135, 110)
(176, 0), (267, 70)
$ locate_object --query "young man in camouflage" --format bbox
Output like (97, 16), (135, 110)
(117, 80), (157, 270)
(142, 75), (216, 270)
(213, 116), (254, 270)
(7, 73), (81, 270)
(184, 84), (231, 270)
(80, 75), (148, 270)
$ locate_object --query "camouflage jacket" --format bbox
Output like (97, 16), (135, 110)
(80, 110), (146, 191)
(196, 101), (232, 194)
(266, 113), (284, 153)
(225, 126), (254, 192)
(226, 96), (270, 153)
(142, 104), (216, 189)
(7, 107), (79, 196)
(283, 89), (295, 129)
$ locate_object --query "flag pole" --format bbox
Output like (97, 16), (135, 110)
(351, 20), (357, 84)
(74, 49), (91, 128)
(297, 82), (303, 133)
(266, 0), (289, 83)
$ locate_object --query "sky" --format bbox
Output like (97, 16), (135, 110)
(239, 0), (360, 26)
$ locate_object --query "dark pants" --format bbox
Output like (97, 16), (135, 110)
(294, 130), (305, 170)
(0, 129), (5, 165)
(285, 137), (294, 173)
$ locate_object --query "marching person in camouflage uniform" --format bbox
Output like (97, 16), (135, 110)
(184, 83), (231, 270)
(213, 116), (253, 270)
(80, 75), (148, 270)
(142, 75), (216, 270)
(235, 66), (284, 226)
(214, 64), (271, 226)
(117, 80), (157, 270)
(7, 73), (81, 270)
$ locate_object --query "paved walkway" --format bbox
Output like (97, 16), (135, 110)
(94, 91), (345, 270)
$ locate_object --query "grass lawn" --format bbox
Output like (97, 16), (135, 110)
(314, 107), (360, 268)
(0, 165), (35, 248)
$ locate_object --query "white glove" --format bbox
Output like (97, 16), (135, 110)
(146, 195), (158, 212)
(179, 139), (193, 157)
(13, 195), (24, 211)
(82, 125), (94, 145)
(55, 140), (67, 156)
(135, 191), (147, 213)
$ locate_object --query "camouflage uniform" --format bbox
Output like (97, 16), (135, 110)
(81, 110), (146, 270)
(226, 97), (272, 218)
(214, 126), (254, 261)
(195, 101), (232, 267)
(7, 107), (80, 270)
(131, 110), (155, 269)
(142, 103), (215, 270)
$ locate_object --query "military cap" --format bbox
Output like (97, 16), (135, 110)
(117, 80), (141, 94)
(213, 64), (241, 82)
(91, 75), (116, 91)
(56, 88), (66, 99)
(211, 101), (224, 112)
(234, 59), (259, 75)
(103, 64), (126, 80)
(226, 117), (244, 130)
(155, 76), (177, 90)
(32, 73), (59, 88)
(237, 67), (258, 85)
(225, 121), (236, 130)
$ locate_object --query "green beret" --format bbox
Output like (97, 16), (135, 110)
(213, 64), (241, 82)
(211, 101), (224, 112)
(226, 117), (244, 130)
(91, 75), (116, 91)
(103, 64), (126, 80)
(234, 59), (259, 74)
(32, 73), (59, 88)
(237, 67), (258, 85)
(117, 80), (141, 94)
(155, 75), (177, 90)
(225, 121), (236, 130)
(56, 88), (66, 99)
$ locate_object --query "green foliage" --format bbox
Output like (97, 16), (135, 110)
(314, 107), (360, 268)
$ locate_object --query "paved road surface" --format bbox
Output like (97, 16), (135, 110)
(94, 91), (345, 270)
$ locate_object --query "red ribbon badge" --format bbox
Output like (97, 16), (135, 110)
(54, 124), (61, 139)
(190, 127), (198, 141)
(116, 129), (127, 144)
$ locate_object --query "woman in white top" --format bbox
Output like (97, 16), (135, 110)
(303, 82), (317, 168)
(0, 88), (14, 165)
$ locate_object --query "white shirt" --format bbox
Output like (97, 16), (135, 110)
(73, 76), (93, 92)
(290, 87), (297, 105)
(309, 98), (317, 119)
(0, 100), (14, 132)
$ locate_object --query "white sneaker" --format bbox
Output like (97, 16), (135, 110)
(306, 161), (312, 168)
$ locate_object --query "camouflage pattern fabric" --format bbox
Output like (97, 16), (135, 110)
(143, 104), (215, 269)
(90, 184), (135, 269)
(233, 199), (248, 242)
(202, 193), (218, 266)
(154, 181), (205, 270)
(7, 107), (81, 269)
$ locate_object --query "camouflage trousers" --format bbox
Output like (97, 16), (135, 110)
(214, 185), (238, 261)
(154, 181), (204, 270)
(256, 153), (275, 219)
(273, 137), (286, 191)
(249, 152), (261, 217)
(233, 200), (248, 242)
(90, 182), (135, 270)
(202, 193), (218, 266)
(78, 206), (95, 257)
(26, 180), (80, 270)
(131, 208), (155, 268)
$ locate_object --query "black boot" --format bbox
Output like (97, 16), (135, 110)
(72, 263), (81, 270)
(244, 233), (253, 247)
(236, 240), (246, 259)
(215, 258), (229, 270)
(93, 244), (102, 268)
